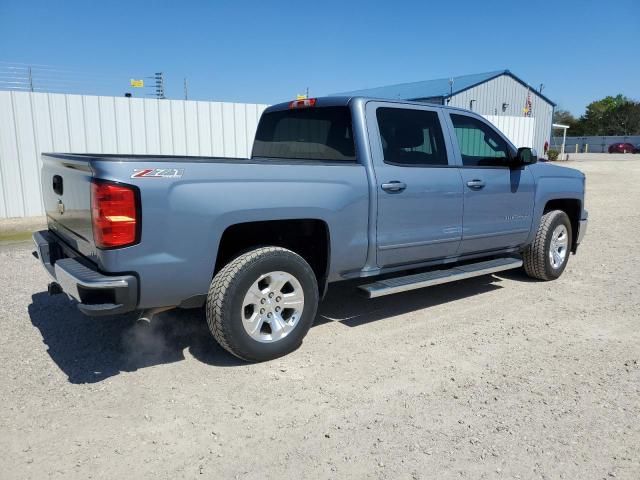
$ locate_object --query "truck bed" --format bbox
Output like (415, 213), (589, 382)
(40, 152), (370, 309)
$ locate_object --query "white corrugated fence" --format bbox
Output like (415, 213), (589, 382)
(0, 91), (269, 219)
(0, 90), (536, 220)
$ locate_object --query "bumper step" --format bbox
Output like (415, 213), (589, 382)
(359, 257), (523, 298)
(33, 230), (138, 316)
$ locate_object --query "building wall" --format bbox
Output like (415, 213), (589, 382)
(483, 115), (535, 149)
(0, 91), (269, 219)
(447, 74), (553, 155)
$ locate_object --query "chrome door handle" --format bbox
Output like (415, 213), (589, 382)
(381, 181), (407, 192)
(466, 179), (486, 190)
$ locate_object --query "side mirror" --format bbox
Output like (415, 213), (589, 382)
(515, 147), (537, 166)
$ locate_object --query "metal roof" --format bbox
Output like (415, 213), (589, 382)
(333, 69), (555, 106)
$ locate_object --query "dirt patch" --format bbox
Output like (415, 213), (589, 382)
(0, 159), (638, 479)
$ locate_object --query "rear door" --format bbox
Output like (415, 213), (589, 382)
(446, 113), (535, 254)
(366, 102), (463, 267)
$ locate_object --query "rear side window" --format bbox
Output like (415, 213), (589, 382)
(450, 114), (514, 167)
(376, 107), (448, 166)
(252, 107), (356, 161)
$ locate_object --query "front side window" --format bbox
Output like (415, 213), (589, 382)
(376, 107), (448, 166)
(252, 106), (355, 162)
(450, 114), (514, 167)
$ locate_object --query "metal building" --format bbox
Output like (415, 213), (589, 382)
(335, 70), (555, 155)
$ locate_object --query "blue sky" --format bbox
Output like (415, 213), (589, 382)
(1, 0), (638, 114)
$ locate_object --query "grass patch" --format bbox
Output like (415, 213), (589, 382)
(0, 230), (34, 243)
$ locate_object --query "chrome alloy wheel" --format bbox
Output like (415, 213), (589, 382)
(549, 224), (569, 269)
(241, 271), (305, 343)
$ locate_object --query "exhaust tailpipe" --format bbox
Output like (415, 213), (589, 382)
(47, 282), (63, 295)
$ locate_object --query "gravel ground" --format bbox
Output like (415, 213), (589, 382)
(1, 158), (639, 479)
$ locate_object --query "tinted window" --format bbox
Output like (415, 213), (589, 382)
(450, 114), (514, 167)
(376, 108), (448, 166)
(252, 107), (355, 161)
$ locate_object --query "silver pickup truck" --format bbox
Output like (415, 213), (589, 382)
(33, 96), (587, 361)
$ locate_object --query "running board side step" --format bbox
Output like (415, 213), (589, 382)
(358, 257), (523, 298)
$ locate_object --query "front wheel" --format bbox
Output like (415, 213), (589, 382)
(523, 210), (572, 281)
(206, 247), (319, 362)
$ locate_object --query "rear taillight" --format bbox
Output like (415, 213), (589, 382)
(90, 180), (140, 249)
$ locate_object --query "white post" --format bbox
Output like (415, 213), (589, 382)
(552, 124), (570, 160)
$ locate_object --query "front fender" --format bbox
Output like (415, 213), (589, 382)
(526, 163), (586, 246)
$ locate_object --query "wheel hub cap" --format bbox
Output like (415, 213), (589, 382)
(549, 224), (568, 269)
(241, 271), (305, 343)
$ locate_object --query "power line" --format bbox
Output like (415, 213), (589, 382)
(0, 60), (57, 68)
(0, 61), (146, 79)
(0, 61), (171, 98)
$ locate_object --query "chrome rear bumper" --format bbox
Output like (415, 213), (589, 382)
(33, 230), (138, 316)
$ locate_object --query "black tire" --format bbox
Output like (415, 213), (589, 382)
(523, 210), (572, 281)
(206, 247), (319, 362)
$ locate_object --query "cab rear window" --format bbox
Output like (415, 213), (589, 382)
(252, 107), (356, 162)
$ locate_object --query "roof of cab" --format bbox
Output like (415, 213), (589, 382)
(264, 96), (353, 112)
(264, 95), (479, 115)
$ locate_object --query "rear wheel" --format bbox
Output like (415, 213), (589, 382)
(523, 210), (572, 281)
(206, 247), (319, 362)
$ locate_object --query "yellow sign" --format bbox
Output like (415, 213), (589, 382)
(130, 79), (144, 88)
(296, 94), (307, 100)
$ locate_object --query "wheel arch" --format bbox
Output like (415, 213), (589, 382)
(214, 218), (331, 297)
(543, 198), (582, 252)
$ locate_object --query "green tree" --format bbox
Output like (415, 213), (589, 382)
(614, 100), (640, 135)
(553, 109), (583, 135)
(579, 95), (640, 135)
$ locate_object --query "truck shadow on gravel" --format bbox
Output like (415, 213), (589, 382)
(28, 275), (503, 384)
(316, 275), (502, 327)
(28, 293), (244, 384)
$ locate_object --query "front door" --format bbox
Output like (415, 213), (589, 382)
(448, 113), (535, 254)
(369, 104), (464, 267)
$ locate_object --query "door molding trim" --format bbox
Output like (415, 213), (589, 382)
(463, 228), (530, 240)
(378, 236), (461, 251)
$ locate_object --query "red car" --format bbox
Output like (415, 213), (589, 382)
(608, 142), (637, 153)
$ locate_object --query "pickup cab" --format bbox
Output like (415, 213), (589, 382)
(33, 96), (588, 361)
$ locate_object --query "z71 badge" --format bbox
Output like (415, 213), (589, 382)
(131, 168), (184, 179)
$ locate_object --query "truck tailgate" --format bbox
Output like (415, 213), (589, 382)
(41, 154), (97, 259)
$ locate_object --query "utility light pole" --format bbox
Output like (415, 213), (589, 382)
(154, 72), (165, 99)
(184, 78), (188, 100)
(28, 66), (34, 92)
